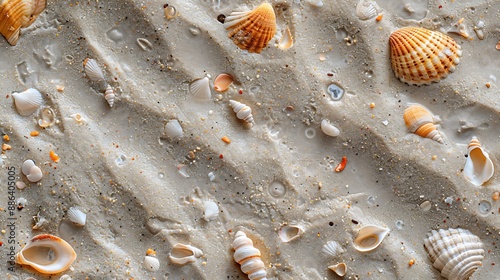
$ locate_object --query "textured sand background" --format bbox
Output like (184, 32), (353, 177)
(1, 0), (500, 279)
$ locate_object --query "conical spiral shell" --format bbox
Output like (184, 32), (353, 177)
(230, 100), (254, 126)
(424, 228), (484, 280)
(104, 84), (115, 107)
(232, 231), (267, 280)
(463, 137), (494, 186)
(389, 27), (462, 85)
(224, 3), (276, 53)
(0, 0), (46, 45)
(403, 104), (443, 143)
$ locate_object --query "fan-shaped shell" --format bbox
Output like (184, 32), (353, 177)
(322, 240), (345, 257)
(12, 88), (43, 116)
(389, 27), (462, 85)
(214, 73), (233, 92)
(353, 224), (390, 252)
(424, 228), (484, 280)
(83, 58), (105, 82)
(463, 137), (494, 186)
(356, 0), (380, 20)
(164, 119), (183, 139)
(15, 234), (77, 274)
(224, 3), (276, 53)
(189, 77), (211, 101)
(230, 100), (255, 126)
(0, 0), (46, 45)
(233, 231), (267, 280)
(169, 243), (203, 265)
(278, 225), (304, 243)
(203, 200), (219, 221)
(104, 84), (115, 107)
(403, 104), (443, 143)
(143, 255), (160, 272)
(67, 206), (86, 226)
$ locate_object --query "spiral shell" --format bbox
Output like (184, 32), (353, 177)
(12, 88), (43, 116)
(83, 58), (105, 82)
(104, 84), (115, 107)
(229, 100), (254, 126)
(423, 228), (484, 280)
(389, 27), (462, 85)
(232, 231), (267, 280)
(0, 0), (46, 45)
(403, 104), (443, 143)
(224, 3), (276, 53)
(463, 137), (494, 186)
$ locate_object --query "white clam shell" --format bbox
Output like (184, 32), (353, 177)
(143, 255), (160, 272)
(12, 88), (43, 116)
(104, 84), (115, 107)
(278, 225), (304, 243)
(424, 228), (484, 280)
(67, 207), (86, 226)
(169, 243), (203, 265)
(229, 100), (255, 125)
(328, 262), (347, 277)
(189, 77), (211, 101)
(356, 0), (380, 20)
(320, 119), (340, 137)
(463, 137), (494, 186)
(70, 113), (85, 124)
(164, 119), (183, 139)
(15, 234), (77, 274)
(322, 240), (345, 257)
(232, 231), (267, 280)
(353, 224), (390, 252)
(83, 58), (105, 82)
(203, 200), (219, 221)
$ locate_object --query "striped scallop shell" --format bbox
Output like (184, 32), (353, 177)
(0, 0), (46, 45)
(83, 58), (105, 82)
(424, 228), (484, 280)
(12, 88), (43, 116)
(403, 104), (443, 143)
(232, 231), (267, 280)
(463, 137), (494, 186)
(389, 27), (462, 85)
(224, 3), (276, 53)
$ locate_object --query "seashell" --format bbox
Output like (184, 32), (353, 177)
(38, 107), (56, 128)
(463, 137), (494, 186)
(16, 234), (77, 274)
(164, 4), (176, 20)
(278, 225), (304, 243)
(164, 119), (183, 139)
(328, 262), (347, 277)
(278, 27), (293, 50)
(83, 58), (105, 82)
(0, 0), (46, 45)
(353, 224), (390, 252)
(169, 243), (203, 265)
(403, 104), (443, 143)
(22, 159), (43, 182)
(229, 100), (255, 126)
(224, 3), (277, 53)
(213, 73), (233, 92)
(321, 119), (340, 137)
(447, 18), (469, 39)
(203, 200), (219, 221)
(356, 0), (380, 20)
(424, 228), (484, 280)
(32, 212), (46, 230)
(12, 88), (43, 116)
(389, 27), (462, 85)
(22, 159), (36, 175)
(232, 231), (267, 280)
(189, 77), (211, 101)
(70, 113), (85, 124)
(59, 275), (72, 280)
(67, 206), (86, 226)
(322, 241), (345, 257)
(143, 255), (160, 272)
(104, 84), (115, 107)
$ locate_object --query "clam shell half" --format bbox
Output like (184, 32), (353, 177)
(353, 224), (390, 252)
(463, 137), (494, 186)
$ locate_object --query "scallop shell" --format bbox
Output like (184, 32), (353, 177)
(423, 228), (484, 280)
(169, 243), (203, 265)
(278, 225), (304, 243)
(104, 84), (115, 107)
(15, 234), (77, 274)
(403, 104), (443, 143)
(83, 58), (105, 82)
(322, 240), (345, 257)
(203, 200), (219, 221)
(12, 88), (43, 116)
(278, 27), (293, 50)
(22, 159), (43, 182)
(356, 0), (380, 20)
(224, 3), (276, 53)
(214, 73), (233, 92)
(189, 77), (211, 101)
(0, 0), (46, 45)
(143, 255), (160, 272)
(229, 100), (255, 126)
(232, 231), (267, 280)
(321, 119), (340, 137)
(389, 27), (462, 85)
(463, 137), (494, 186)
(353, 224), (390, 252)
(328, 262), (347, 277)
(67, 206), (86, 226)
(164, 119), (183, 139)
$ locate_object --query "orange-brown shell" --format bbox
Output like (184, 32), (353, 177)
(0, 0), (46, 45)
(224, 3), (276, 53)
(403, 104), (443, 143)
(214, 73), (234, 92)
(389, 27), (462, 85)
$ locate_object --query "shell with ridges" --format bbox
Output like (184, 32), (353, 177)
(233, 231), (267, 280)
(403, 104), (443, 143)
(143, 255), (160, 272)
(169, 243), (203, 265)
(164, 119), (183, 139)
(356, 0), (380, 20)
(83, 58), (105, 82)
(0, 0), (46, 45)
(214, 73), (233, 92)
(424, 228), (484, 280)
(353, 224), (390, 252)
(389, 27), (462, 85)
(224, 3), (276, 53)
(229, 100), (254, 126)
(12, 88), (43, 116)
(278, 225), (304, 243)
(104, 84), (115, 107)
(67, 206), (86, 226)
(463, 137), (494, 186)
(15, 234), (77, 274)
(189, 77), (211, 101)
(203, 200), (219, 221)
(322, 240), (345, 257)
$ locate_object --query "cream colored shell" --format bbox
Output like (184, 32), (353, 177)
(278, 225), (304, 243)
(213, 73), (233, 92)
(232, 231), (267, 280)
(463, 137), (494, 186)
(403, 104), (443, 143)
(169, 243), (203, 265)
(328, 262), (347, 277)
(0, 0), (46, 45)
(83, 58), (105, 82)
(353, 224), (390, 252)
(230, 100), (255, 126)
(189, 77), (211, 101)
(278, 27), (293, 50)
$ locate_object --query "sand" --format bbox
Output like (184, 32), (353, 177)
(1, 0), (500, 279)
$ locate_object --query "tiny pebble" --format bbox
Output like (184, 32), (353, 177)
(221, 136), (231, 144)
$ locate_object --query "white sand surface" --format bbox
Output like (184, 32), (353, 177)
(1, 0), (500, 279)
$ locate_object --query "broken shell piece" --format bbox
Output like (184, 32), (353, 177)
(473, 21), (485, 40)
(403, 104), (443, 143)
(0, 0), (46, 45)
(328, 262), (347, 277)
(104, 84), (115, 107)
(15, 234), (77, 274)
(214, 73), (233, 92)
(232, 231), (267, 280)
(67, 207), (86, 226)
(463, 137), (494, 186)
(321, 119), (340, 137)
(143, 255), (160, 272)
(278, 27), (293, 50)
(83, 58), (105, 82)
(229, 100), (255, 126)
(164, 119), (183, 139)
(322, 241), (346, 257)
(169, 243), (203, 265)
(203, 200), (219, 221)
(356, 0), (380, 20)
(38, 107), (56, 128)
(278, 225), (304, 243)
(189, 77), (211, 101)
(447, 18), (469, 39)
(353, 224), (390, 252)
(32, 212), (46, 230)
(12, 88), (43, 116)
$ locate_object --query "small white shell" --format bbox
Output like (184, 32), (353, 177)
(12, 88), (43, 116)
(278, 27), (293, 50)
(70, 113), (85, 124)
(320, 119), (340, 137)
(104, 84), (115, 107)
(278, 225), (304, 243)
(356, 0), (380, 20)
(22, 159), (36, 175)
(322, 241), (345, 257)
(169, 243), (203, 265)
(229, 100), (255, 125)
(232, 231), (267, 280)
(203, 200), (219, 221)
(164, 119), (183, 139)
(22, 160), (43, 183)
(83, 58), (105, 82)
(463, 137), (494, 186)
(353, 224), (390, 252)
(328, 262), (347, 277)
(32, 212), (46, 230)
(143, 255), (160, 272)
(189, 77), (211, 101)
(67, 207), (86, 226)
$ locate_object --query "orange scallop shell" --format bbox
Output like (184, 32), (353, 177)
(224, 3), (277, 53)
(389, 27), (462, 85)
(403, 104), (443, 143)
(0, 0), (46, 45)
